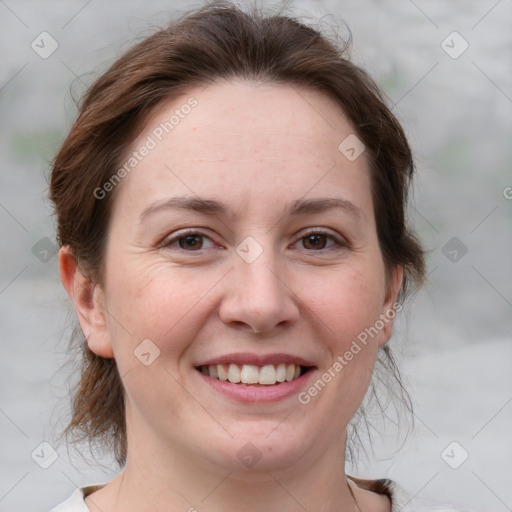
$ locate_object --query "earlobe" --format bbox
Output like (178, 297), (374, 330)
(59, 246), (114, 358)
(377, 265), (404, 347)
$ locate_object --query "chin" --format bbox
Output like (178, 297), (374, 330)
(203, 425), (314, 474)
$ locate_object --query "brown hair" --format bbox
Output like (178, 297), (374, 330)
(50, 1), (425, 467)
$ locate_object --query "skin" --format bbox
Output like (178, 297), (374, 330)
(60, 80), (402, 512)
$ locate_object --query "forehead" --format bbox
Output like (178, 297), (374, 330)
(143, 80), (354, 156)
(113, 80), (372, 218)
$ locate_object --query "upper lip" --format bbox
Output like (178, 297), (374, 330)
(196, 352), (316, 367)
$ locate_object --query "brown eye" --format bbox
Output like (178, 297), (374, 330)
(161, 230), (216, 251)
(294, 230), (347, 252)
(302, 233), (329, 250)
(178, 234), (204, 250)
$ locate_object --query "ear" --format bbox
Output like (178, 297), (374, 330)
(377, 265), (403, 348)
(59, 246), (114, 358)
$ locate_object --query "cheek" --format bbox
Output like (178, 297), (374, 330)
(300, 263), (385, 407)
(104, 260), (224, 365)
(303, 262), (386, 343)
(103, 264), (220, 423)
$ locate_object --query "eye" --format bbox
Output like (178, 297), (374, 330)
(160, 230), (216, 251)
(295, 230), (346, 251)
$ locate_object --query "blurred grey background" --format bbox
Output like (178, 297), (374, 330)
(0, 1), (511, 511)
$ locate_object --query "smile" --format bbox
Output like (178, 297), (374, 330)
(197, 363), (311, 385)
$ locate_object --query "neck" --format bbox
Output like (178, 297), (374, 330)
(92, 424), (360, 512)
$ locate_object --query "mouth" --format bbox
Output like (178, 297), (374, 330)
(195, 363), (314, 386)
(194, 353), (317, 402)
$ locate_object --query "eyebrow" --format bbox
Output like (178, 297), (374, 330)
(140, 196), (365, 223)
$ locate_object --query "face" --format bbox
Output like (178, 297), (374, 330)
(74, 80), (402, 473)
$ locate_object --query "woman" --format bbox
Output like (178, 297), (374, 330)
(49, 2), (467, 511)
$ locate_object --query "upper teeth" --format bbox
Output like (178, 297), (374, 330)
(200, 363), (302, 385)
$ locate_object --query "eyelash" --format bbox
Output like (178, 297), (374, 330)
(159, 228), (348, 253)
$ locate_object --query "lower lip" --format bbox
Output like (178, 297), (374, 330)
(196, 369), (316, 403)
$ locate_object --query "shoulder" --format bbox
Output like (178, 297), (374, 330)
(49, 478), (476, 512)
(348, 476), (475, 512)
(49, 484), (105, 512)
(386, 479), (474, 512)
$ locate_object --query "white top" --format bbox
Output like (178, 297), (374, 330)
(49, 477), (473, 512)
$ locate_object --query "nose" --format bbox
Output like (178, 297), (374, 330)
(218, 250), (300, 334)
